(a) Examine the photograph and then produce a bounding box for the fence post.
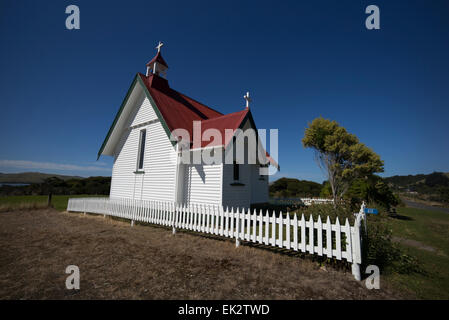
[351,202,366,281]
[351,218,361,281]
[47,193,52,208]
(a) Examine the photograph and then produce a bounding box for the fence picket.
[300,214,306,252]
[317,216,323,256]
[204,205,208,233]
[308,215,314,254]
[286,212,291,250]
[251,209,256,242]
[246,209,250,241]
[335,218,342,260]
[292,213,298,251]
[264,210,269,245]
[326,216,332,258]
[224,207,229,237]
[239,208,244,240]
[278,212,283,248]
[345,218,352,263]
[230,208,234,238]
[271,211,276,247]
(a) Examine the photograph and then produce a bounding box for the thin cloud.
[0,160,111,172]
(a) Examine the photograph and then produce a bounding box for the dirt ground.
[0,209,404,299]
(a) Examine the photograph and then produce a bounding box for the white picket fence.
[67,197,366,280]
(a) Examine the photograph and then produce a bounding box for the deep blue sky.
[1,0,448,183]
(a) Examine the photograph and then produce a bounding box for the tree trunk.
[330,178,338,208]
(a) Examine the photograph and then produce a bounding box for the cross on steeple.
[146,41,169,77]
[244,91,252,109]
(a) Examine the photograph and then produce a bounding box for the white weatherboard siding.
[141,120,177,201]
[222,163,251,209]
[110,129,137,199]
[130,96,158,127]
[182,163,223,206]
[110,93,177,201]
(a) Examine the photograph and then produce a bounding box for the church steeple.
[146,41,169,77]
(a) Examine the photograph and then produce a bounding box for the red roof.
[199,110,249,148]
[138,73,226,145]
[137,73,278,168]
[146,51,169,68]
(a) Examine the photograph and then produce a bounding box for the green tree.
[302,117,384,206]
[346,176,400,210]
[319,181,332,198]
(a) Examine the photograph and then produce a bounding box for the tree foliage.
[320,176,399,210]
[302,117,384,205]
[269,177,323,198]
[346,176,400,210]
[0,176,111,196]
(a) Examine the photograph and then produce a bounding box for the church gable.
[129,95,159,128]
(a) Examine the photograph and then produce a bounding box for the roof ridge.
[140,73,223,119]
[174,89,224,117]
[201,109,248,123]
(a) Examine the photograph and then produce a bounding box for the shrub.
[362,222,423,275]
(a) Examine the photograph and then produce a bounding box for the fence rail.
[67,197,365,280]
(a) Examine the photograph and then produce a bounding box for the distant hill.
[384,172,449,203]
[384,172,449,190]
[0,172,83,184]
[270,177,323,198]
[0,174,111,196]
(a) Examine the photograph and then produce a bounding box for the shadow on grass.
[389,214,413,221]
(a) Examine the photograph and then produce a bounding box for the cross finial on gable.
[244,91,252,109]
[156,41,164,53]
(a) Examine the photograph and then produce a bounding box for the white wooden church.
[98,43,278,209]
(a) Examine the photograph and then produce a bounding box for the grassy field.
[1,195,448,299]
[382,207,449,299]
[0,195,106,212]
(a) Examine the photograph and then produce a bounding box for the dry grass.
[0,209,405,299]
[0,202,49,213]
